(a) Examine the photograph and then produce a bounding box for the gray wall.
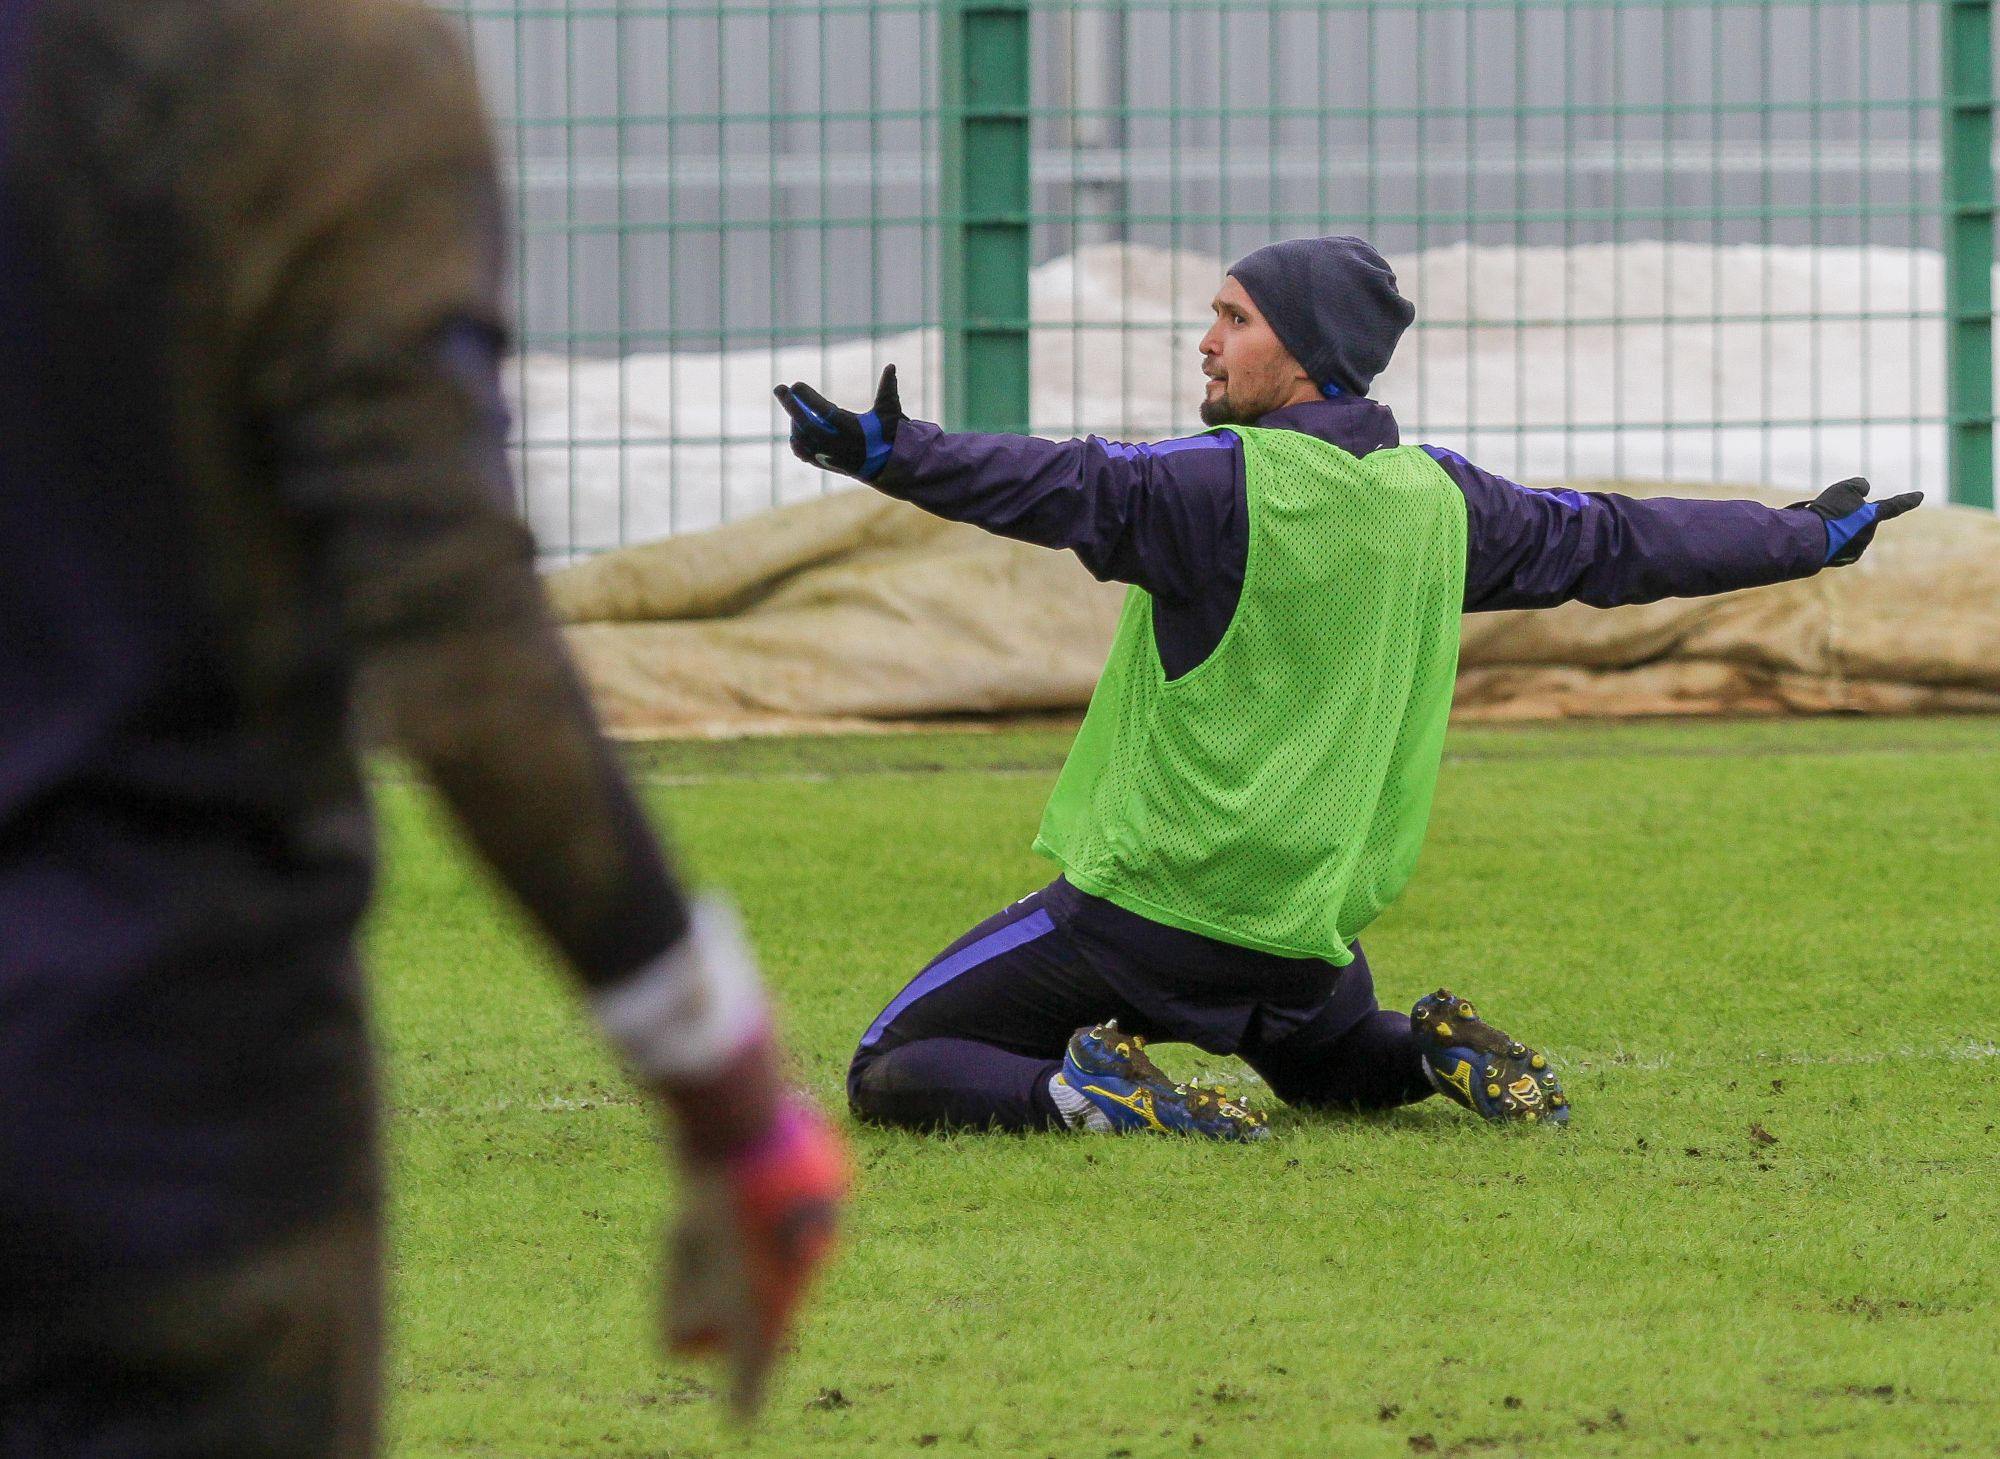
[440,1,1946,356]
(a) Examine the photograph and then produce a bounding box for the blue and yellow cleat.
[1410,988,1569,1126]
[1061,1021,1270,1142]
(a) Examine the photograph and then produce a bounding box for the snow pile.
[508,240,1990,560]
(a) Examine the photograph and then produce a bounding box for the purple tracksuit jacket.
[871,392,1829,678]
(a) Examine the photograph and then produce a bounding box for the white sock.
[1048,1072,1115,1133]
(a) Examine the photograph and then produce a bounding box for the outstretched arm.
[776,367,1241,604]
[241,10,842,1415]
[1429,448,1922,612]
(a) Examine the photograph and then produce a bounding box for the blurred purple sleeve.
[1426,446,1829,612]
[872,420,1243,605]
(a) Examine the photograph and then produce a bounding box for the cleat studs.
[1510,1043,1527,1057]
[1483,1065,1498,1079]
[1485,1083,1502,1098]
[1530,1053,1547,1069]
[1434,1021,1453,1038]
[1551,1094,1567,1108]
[1524,1110,1539,1123]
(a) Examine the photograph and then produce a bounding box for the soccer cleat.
[1061,1021,1270,1142]
[1409,988,1569,1126]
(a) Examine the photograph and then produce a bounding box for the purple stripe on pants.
[858,907,1057,1050]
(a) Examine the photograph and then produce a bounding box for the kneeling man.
[777,235,1917,1140]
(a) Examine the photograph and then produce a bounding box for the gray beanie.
[1227,235,1414,397]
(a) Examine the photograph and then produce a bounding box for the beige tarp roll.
[548,483,2000,737]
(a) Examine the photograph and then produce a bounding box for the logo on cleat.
[1082,1082,1167,1133]
[1508,1074,1543,1106]
[1436,1058,1475,1107]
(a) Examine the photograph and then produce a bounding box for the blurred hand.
[1792,476,1923,566]
[774,364,904,479]
[663,1089,849,1419]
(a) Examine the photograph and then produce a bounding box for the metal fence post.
[1944,0,1996,509]
[941,0,1032,433]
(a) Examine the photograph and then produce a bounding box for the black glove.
[1790,477,1923,567]
[773,365,904,479]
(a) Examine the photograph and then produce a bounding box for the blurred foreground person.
[779,235,1919,1142]
[0,1,844,1450]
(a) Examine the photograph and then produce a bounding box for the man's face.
[1197,276,1314,426]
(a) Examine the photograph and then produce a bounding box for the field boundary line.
[617,738,1999,788]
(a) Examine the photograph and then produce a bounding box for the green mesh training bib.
[1033,425,1469,963]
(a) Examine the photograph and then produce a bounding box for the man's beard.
[1199,389,1256,427]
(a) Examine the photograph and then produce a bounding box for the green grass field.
[371,717,2000,1459]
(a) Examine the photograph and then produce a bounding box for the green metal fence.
[443,1,1995,563]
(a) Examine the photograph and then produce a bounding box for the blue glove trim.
[1823,500,1879,562]
[791,396,835,433]
[858,410,891,478]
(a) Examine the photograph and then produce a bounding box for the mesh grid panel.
[435,1,1992,562]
